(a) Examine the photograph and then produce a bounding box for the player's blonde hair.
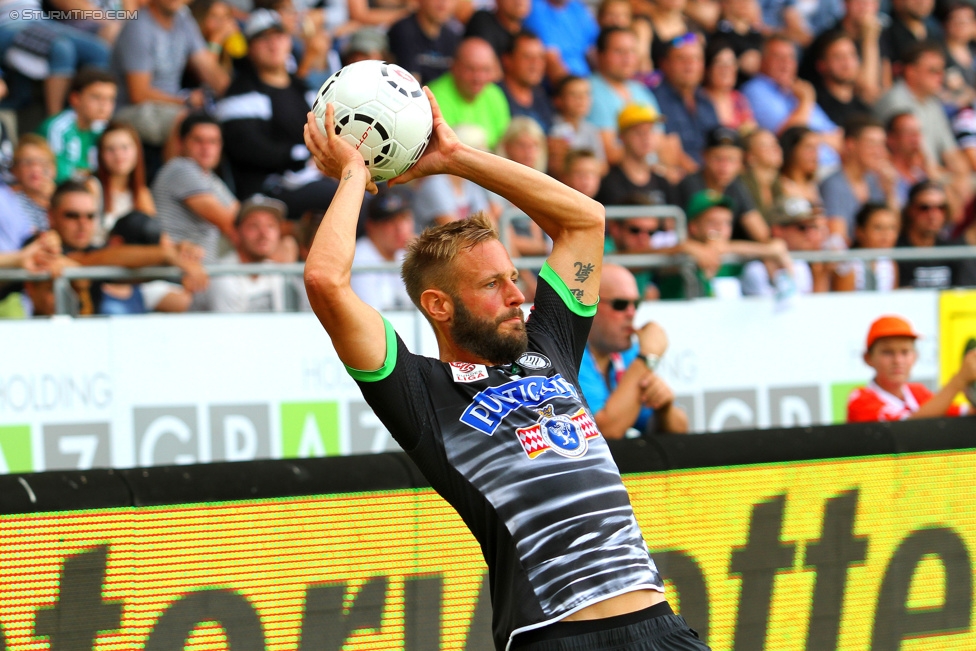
[401,212,498,316]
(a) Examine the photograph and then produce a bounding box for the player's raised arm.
[302,108,387,372]
[389,88,606,305]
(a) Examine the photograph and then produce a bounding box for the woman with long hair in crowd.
[778,126,822,206]
[95,123,156,238]
[94,123,202,313]
[703,39,755,131]
[741,127,784,225]
[849,202,900,290]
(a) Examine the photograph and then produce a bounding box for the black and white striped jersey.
[351,265,664,650]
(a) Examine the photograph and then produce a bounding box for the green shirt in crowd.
[428,73,511,149]
[37,110,103,183]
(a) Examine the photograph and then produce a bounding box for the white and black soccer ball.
[312,60,433,182]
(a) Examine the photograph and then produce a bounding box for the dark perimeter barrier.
[1,417,974,650]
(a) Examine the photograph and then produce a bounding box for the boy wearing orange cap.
[847,315,976,422]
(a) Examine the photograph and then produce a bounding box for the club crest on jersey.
[460,374,580,435]
[517,405,600,459]
[450,362,488,383]
[516,352,551,371]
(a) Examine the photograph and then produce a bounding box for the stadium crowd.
[0,0,972,432]
[0,0,975,319]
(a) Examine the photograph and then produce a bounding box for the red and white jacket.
[847,381,970,422]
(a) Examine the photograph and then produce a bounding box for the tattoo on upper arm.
[343,169,353,180]
[570,288,584,300]
[574,261,595,283]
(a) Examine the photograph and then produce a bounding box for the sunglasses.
[626,225,656,236]
[915,203,948,212]
[608,298,641,311]
[63,211,97,220]
[786,221,820,233]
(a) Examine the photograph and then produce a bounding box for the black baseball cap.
[705,126,742,150]
[368,187,413,221]
[109,211,161,245]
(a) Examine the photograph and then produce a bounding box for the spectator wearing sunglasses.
[896,181,962,288]
[604,193,726,301]
[43,180,208,316]
[577,263,689,438]
[603,210,665,301]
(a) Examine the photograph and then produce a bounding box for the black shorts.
[509,601,711,651]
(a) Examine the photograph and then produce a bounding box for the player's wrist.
[340,162,370,183]
[446,140,481,176]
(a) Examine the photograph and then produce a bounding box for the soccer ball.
[311,60,433,182]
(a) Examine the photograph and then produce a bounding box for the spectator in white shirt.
[207,195,288,313]
[350,186,415,311]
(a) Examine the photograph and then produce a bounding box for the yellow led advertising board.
[2,450,975,650]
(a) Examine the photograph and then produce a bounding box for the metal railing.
[498,205,689,251]
[499,205,698,294]
[1,215,973,314]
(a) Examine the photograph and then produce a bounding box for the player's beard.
[451,298,528,365]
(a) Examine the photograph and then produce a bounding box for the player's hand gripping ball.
[312,60,433,182]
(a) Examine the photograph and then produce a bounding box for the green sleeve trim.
[344,317,398,382]
[539,263,598,317]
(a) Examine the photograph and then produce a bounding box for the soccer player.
[302,91,710,651]
[847,315,976,422]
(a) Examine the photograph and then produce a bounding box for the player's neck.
[437,334,494,367]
